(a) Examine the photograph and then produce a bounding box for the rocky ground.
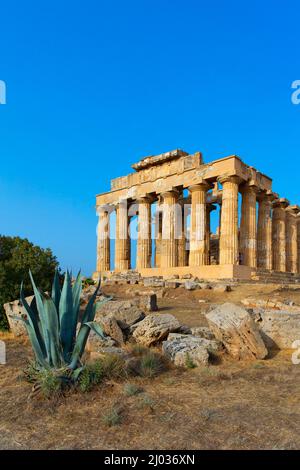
[1,280,300,450]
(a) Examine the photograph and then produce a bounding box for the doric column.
[115,200,130,271]
[240,184,258,267]
[272,198,289,272]
[177,195,187,267]
[188,182,211,266]
[160,190,179,268]
[154,199,162,268]
[297,214,300,274]
[136,197,152,270]
[257,191,274,270]
[96,208,110,272]
[218,175,241,265]
[206,204,216,264]
[286,205,300,273]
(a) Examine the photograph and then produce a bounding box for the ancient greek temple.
[94,149,300,281]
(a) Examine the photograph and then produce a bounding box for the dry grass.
[1,283,300,450]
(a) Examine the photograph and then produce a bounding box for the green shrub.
[139,351,164,378]
[78,360,104,392]
[185,353,196,369]
[130,344,149,356]
[123,383,142,396]
[137,394,155,410]
[101,353,127,379]
[0,236,59,330]
[102,406,123,426]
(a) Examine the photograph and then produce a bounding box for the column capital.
[217,175,243,186]
[240,182,259,195]
[257,189,277,203]
[273,197,290,209]
[188,182,212,193]
[136,195,155,204]
[161,189,179,197]
[286,205,300,216]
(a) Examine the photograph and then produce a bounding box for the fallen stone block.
[162,334,212,367]
[251,309,300,349]
[132,313,181,347]
[206,303,268,360]
[3,296,34,337]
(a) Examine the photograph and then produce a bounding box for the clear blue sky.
[1,0,300,275]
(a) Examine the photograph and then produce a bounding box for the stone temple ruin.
[94,149,300,282]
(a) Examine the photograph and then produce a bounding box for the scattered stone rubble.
[4,280,300,369]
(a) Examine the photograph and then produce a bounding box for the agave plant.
[13,270,110,378]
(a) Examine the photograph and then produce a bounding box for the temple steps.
[251,269,300,284]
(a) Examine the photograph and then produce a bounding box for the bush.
[0,236,59,330]
[102,406,123,427]
[78,360,105,392]
[139,351,165,378]
[123,383,143,396]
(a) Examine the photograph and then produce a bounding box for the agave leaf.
[72,271,82,321]
[72,366,84,382]
[20,282,46,357]
[29,270,51,361]
[43,296,63,368]
[51,269,61,314]
[84,321,105,339]
[59,271,76,362]
[69,323,90,370]
[80,280,103,325]
[10,315,49,369]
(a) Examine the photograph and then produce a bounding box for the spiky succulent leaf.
[59,271,75,362]
[20,282,46,356]
[29,270,51,361]
[10,315,49,368]
[72,271,82,321]
[51,269,61,313]
[42,295,63,368]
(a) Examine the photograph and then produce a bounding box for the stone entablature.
[94,148,299,280]
[97,152,272,206]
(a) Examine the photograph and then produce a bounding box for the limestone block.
[98,316,124,345]
[252,309,300,349]
[190,326,216,341]
[95,300,145,329]
[3,296,34,337]
[132,313,181,347]
[143,277,165,288]
[162,334,212,367]
[206,303,268,360]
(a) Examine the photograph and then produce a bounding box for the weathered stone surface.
[181,273,192,279]
[162,334,210,367]
[143,277,165,288]
[3,296,34,337]
[98,316,124,345]
[177,324,192,334]
[206,303,268,360]
[212,284,232,292]
[165,281,180,289]
[251,309,300,349]
[95,300,145,329]
[132,313,181,346]
[184,280,199,291]
[89,347,129,361]
[191,326,216,340]
[136,294,158,312]
[86,333,116,352]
